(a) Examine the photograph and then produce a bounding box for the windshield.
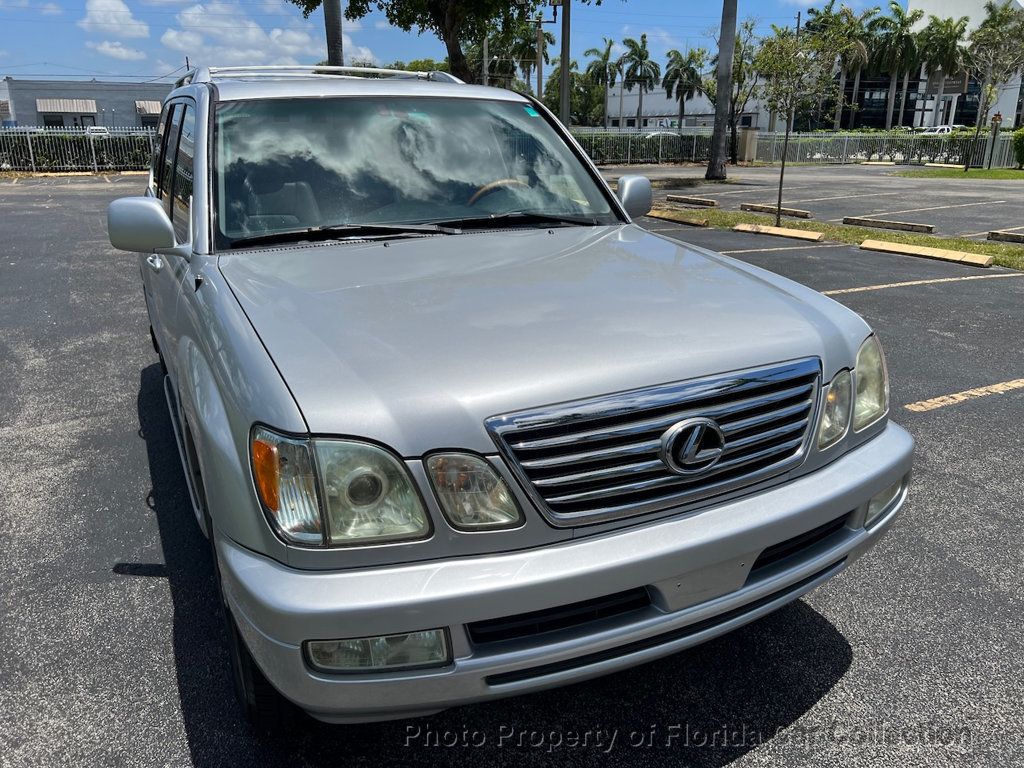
[213,96,619,249]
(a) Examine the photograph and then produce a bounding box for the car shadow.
[136,362,852,767]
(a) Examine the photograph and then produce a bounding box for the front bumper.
[219,422,913,723]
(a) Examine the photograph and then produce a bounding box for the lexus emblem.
[659,417,726,476]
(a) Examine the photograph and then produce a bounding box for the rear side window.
[171,106,196,242]
[158,106,184,213]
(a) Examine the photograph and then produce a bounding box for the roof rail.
[174,65,463,88]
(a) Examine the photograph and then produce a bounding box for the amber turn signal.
[251,438,280,511]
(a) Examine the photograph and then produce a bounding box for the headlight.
[250,428,430,546]
[854,335,889,431]
[315,440,431,546]
[817,369,852,449]
[425,453,523,530]
[250,427,323,544]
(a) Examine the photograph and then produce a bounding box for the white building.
[601,84,765,130]
[908,0,1024,128]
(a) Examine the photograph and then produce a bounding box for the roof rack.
[174,65,463,88]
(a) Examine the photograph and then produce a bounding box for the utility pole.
[558,0,571,125]
[536,18,543,96]
[482,34,488,86]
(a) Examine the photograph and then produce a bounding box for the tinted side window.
[171,106,196,242]
[153,104,176,197]
[159,105,184,214]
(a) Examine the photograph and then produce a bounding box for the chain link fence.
[0,127,156,172]
[571,128,1017,168]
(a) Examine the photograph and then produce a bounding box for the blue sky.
[0,0,873,81]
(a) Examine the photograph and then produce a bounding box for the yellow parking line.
[822,273,1024,296]
[905,378,1024,413]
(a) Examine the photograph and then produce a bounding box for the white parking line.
[823,273,1024,295]
[783,190,903,204]
[828,199,1005,222]
[960,224,1024,238]
[683,185,819,197]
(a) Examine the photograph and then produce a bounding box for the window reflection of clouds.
[215,98,610,241]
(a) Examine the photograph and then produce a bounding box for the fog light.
[306,629,450,673]
[866,479,903,525]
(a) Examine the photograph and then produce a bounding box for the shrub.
[1013,127,1024,169]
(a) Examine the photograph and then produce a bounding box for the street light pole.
[558,0,571,126]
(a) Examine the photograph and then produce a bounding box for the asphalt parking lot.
[1,174,1023,767]
[604,163,1024,239]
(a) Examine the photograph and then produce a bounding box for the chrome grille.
[486,358,821,526]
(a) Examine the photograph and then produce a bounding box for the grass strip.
[891,168,1024,180]
[676,208,1024,270]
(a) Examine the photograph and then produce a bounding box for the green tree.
[963,1,1024,170]
[707,0,737,179]
[756,22,845,225]
[508,15,555,94]
[385,58,450,72]
[584,37,619,128]
[919,14,969,127]
[711,19,761,163]
[662,47,706,130]
[542,57,604,125]
[871,1,924,129]
[807,3,878,130]
[620,34,661,128]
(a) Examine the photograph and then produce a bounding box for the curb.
[988,230,1024,244]
[732,223,824,241]
[665,194,718,207]
[859,239,992,267]
[647,209,709,227]
[843,216,934,234]
[740,203,812,219]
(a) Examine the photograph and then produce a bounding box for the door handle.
[146,254,163,271]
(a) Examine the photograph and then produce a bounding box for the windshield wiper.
[229,221,455,249]
[430,211,600,229]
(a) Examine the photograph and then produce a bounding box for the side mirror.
[107,196,176,253]
[616,175,652,219]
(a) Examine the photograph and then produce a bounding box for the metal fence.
[0,125,1015,172]
[572,129,716,165]
[570,128,1018,168]
[0,127,156,172]
[754,131,1016,167]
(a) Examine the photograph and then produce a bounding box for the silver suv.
[107,65,913,728]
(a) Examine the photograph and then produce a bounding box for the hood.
[219,225,870,456]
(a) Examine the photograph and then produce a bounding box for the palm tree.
[322,0,344,66]
[707,0,737,180]
[809,3,879,130]
[840,6,879,129]
[620,34,661,129]
[919,14,969,127]
[584,38,618,129]
[662,48,706,130]
[509,16,554,95]
[871,1,924,129]
[806,1,844,129]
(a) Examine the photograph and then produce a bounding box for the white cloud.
[0,0,29,8]
[40,2,61,13]
[374,19,389,30]
[161,2,374,66]
[78,0,149,38]
[87,39,147,60]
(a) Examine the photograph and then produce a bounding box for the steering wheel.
[467,178,529,206]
